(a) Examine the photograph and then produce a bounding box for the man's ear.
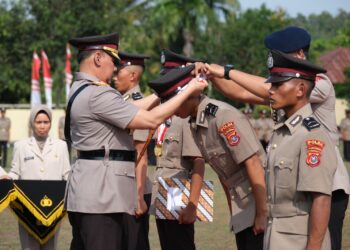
[296,81,306,98]
[93,51,102,67]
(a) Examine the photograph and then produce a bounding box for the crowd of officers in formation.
[1,25,350,250]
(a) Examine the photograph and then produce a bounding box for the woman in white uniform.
[3,105,70,250]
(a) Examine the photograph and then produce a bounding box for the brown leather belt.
[77,149,135,162]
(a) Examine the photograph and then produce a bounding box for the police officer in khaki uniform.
[263,50,336,250]
[340,109,350,161]
[2,105,71,250]
[149,50,205,250]
[114,51,152,250]
[0,108,11,167]
[149,65,267,250]
[65,33,207,250]
[203,26,350,250]
[150,115,204,250]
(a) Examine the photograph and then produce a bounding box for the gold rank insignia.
[40,195,53,207]
[219,122,240,146]
[154,144,163,157]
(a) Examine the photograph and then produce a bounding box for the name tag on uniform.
[24,156,34,162]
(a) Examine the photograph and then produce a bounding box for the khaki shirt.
[0,117,11,141]
[123,85,152,194]
[150,116,202,214]
[311,74,350,194]
[190,96,266,233]
[340,118,350,141]
[65,72,139,214]
[58,116,65,140]
[7,137,70,180]
[264,104,336,250]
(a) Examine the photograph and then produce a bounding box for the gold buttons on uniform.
[40,168,44,172]
[280,160,284,165]
[124,171,128,176]
[248,187,252,192]
[272,144,277,149]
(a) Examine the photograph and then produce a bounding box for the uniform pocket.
[206,147,229,175]
[163,133,181,158]
[114,163,135,178]
[231,178,253,208]
[274,158,293,189]
[275,215,309,235]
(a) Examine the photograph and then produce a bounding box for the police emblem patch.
[267,52,274,69]
[161,52,165,64]
[219,122,240,146]
[305,139,325,168]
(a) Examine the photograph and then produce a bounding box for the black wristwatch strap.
[224,64,234,80]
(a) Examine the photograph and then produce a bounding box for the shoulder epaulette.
[132,92,143,100]
[91,81,109,87]
[205,103,218,117]
[303,117,320,131]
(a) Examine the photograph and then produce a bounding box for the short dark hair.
[77,50,95,64]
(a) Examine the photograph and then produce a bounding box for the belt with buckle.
[77,149,136,162]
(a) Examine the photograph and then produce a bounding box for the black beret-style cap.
[149,64,195,100]
[119,51,150,67]
[266,50,326,84]
[264,26,311,53]
[69,32,120,60]
[160,49,203,75]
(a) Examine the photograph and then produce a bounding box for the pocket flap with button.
[231,178,253,209]
[164,133,180,143]
[275,215,309,235]
[275,158,294,188]
[114,163,135,178]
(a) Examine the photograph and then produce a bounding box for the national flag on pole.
[65,44,72,102]
[31,51,41,108]
[42,50,53,109]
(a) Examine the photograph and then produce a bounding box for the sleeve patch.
[305,139,325,168]
[219,122,240,146]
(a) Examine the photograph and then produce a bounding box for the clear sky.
[240,0,350,17]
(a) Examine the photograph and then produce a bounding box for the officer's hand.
[187,77,208,94]
[178,203,197,224]
[135,198,148,218]
[0,175,10,180]
[190,62,206,77]
[203,63,224,79]
[253,212,267,235]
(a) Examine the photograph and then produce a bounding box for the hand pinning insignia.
[219,122,240,146]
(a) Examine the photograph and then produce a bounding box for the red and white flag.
[65,44,73,101]
[31,51,41,108]
[42,50,53,109]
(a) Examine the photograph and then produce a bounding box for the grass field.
[0,145,349,250]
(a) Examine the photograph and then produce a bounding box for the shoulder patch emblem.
[219,122,240,146]
[305,139,325,168]
[132,92,143,100]
[303,117,320,131]
[205,103,218,117]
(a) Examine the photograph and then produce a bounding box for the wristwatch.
[224,64,234,80]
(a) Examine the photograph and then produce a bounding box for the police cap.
[119,51,150,67]
[69,32,120,60]
[160,49,203,75]
[264,26,311,53]
[266,50,326,83]
[149,65,195,101]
